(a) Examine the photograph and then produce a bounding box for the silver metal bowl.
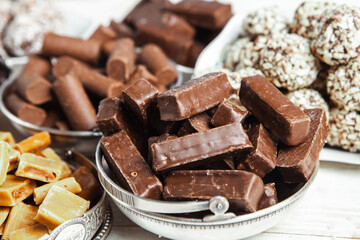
[39,150,111,240]
[95,142,319,240]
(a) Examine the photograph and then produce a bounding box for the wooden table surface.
[1,0,359,239]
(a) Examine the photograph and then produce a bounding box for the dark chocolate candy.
[165,0,232,30]
[140,44,178,86]
[149,107,183,135]
[240,75,310,146]
[158,72,233,121]
[258,183,278,210]
[5,93,46,126]
[101,131,163,200]
[204,156,236,170]
[72,166,101,203]
[152,122,252,172]
[237,122,277,178]
[177,112,211,137]
[16,73,53,105]
[53,74,97,131]
[211,98,249,127]
[276,108,329,183]
[106,38,136,82]
[148,133,178,166]
[163,170,264,212]
[122,78,159,124]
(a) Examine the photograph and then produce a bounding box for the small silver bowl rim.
[0,66,103,138]
[96,141,319,225]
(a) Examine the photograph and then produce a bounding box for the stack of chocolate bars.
[98,73,330,214]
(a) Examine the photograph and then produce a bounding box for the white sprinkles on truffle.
[327,108,360,152]
[290,1,337,40]
[242,7,288,37]
[311,5,360,66]
[327,59,360,111]
[286,89,329,120]
[259,33,320,91]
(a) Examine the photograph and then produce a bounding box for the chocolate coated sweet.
[276,108,329,183]
[163,170,264,212]
[110,21,134,38]
[122,78,159,125]
[41,33,101,65]
[106,38,136,82]
[22,55,50,77]
[52,74,97,131]
[101,131,163,200]
[89,25,117,44]
[149,108,183,135]
[177,112,211,136]
[240,75,310,146]
[158,72,233,121]
[165,0,232,30]
[238,122,277,178]
[5,93,46,126]
[140,44,178,86]
[152,122,252,172]
[148,133,178,166]
[129,65,158,87]
[258,183,278,210]
[16,73,53,105]
[211,98,249,127]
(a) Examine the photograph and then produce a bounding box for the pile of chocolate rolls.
[4,28,178,131]
[99,72,330,214]
[110,0,232,67]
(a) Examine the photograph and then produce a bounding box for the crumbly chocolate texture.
[327,59,360,111]
[290,1,337,40]
[286,89,329,120]
[259,33,320,91]
[327,108,360,152]
[242,7,288,37]
[224,36,268,71]
[311,5,360,65]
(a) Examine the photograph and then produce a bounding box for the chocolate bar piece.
[276,108,329,183]
[163,170,264,212]
[89,25,117,44]
[5,93,46,126]
[122,78,159,125]
[177,112,211,137]
[165,0,232,30]
[211,98,249,127]
[158,72,233,121]
[129,65,158,86]
[140,44,178,86]
[238,122,277,178]
[149,107,183,135]
[106,38,136,82]
[53,74,97,131]
[101,131,163,200]
[16,73,53,105]
[22,55,50,77]
[258,183,278,210]
[53,56,125,98]
[152,122,252,172]
[204,156,236,170]
[72,166,101,202]
[148,133,178,165]
[110,21,134,38]
[41,33,101,64]
[240,75,310,146]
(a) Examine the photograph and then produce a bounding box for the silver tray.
[95,142,319,240]
[39,151,111,240]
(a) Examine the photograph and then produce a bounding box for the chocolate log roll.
[165,0,232,30]
[163,170,264,212]
[158,72,233,121]
[152,122,252,172]
[53,56,126,98]
[106,38,136,82]
[101,131,163,200]
[5,93,46,126]
[240,75,310,146]
[89,25,117,44]
[52,74,96,131]
[122,78,159,125]
[102,40,116,56]
[140,44,178,86]
[16,73,53,105]
[276,108,329,183]
[22,55,50,77]
[210,99,249,127]
[177,112,211,137]
[41,33,101,65]
[238,122,277,178]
